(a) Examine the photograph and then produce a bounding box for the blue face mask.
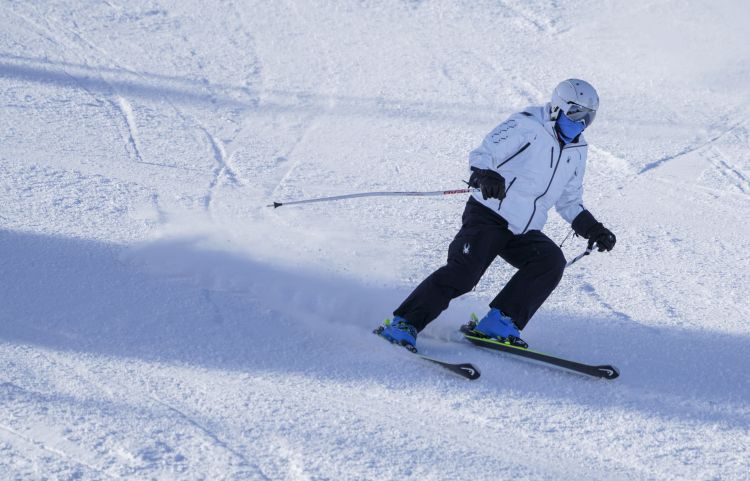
[555,112,586,144]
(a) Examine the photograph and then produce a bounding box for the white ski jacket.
[469,103,588,235]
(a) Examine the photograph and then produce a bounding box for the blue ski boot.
[474,308,528,348]
[375,316,418,352]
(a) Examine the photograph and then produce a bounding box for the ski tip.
[596,365,620,380]
[267,202,283,208]
[457,363,481,380]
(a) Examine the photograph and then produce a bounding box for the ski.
[460,319,619,380]
[413,353,481,380]
[373,326,481,380]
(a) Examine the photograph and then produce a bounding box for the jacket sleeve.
[469,117,529,171]
[555,155,587,224]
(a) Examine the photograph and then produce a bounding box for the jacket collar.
[523,103,587,147]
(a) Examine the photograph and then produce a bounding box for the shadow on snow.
[0,53,505,124]
[0,228,747,429]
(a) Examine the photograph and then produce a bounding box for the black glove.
[586,224,616,252]
[469,168,506,200]
[572,210,616,252]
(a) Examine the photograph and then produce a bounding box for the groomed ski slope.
[1,1,749,479]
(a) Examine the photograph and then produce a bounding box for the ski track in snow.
[0,3,191,231]
[703,144,750,194]
[114,96,146,164]
[638,119,748,175]
[2,1,750,480]
[16,1,251,218]
[0,423,112,479]
[202,127,240,212]
[497,0,566,35]
[143,391,272,481]
[266,0,340,200]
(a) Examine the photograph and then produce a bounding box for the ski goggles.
[564,102,596,126]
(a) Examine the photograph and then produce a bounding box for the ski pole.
[267,187,479,208]
[565,245,596,268]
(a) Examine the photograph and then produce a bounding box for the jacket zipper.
[497,142,531,168]
[523,145,567,233]
[498,177,517,210]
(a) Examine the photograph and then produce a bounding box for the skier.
[378,79,616,350]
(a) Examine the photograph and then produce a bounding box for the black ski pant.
[393,198,567,332]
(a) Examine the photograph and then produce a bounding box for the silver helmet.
[550,79,599,127]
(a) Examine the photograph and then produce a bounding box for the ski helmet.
[550,79,599,127]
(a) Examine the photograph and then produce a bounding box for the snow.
[1,1,749,479]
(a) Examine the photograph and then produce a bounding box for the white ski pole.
[565,245,597,268]
[267,187,479,208]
